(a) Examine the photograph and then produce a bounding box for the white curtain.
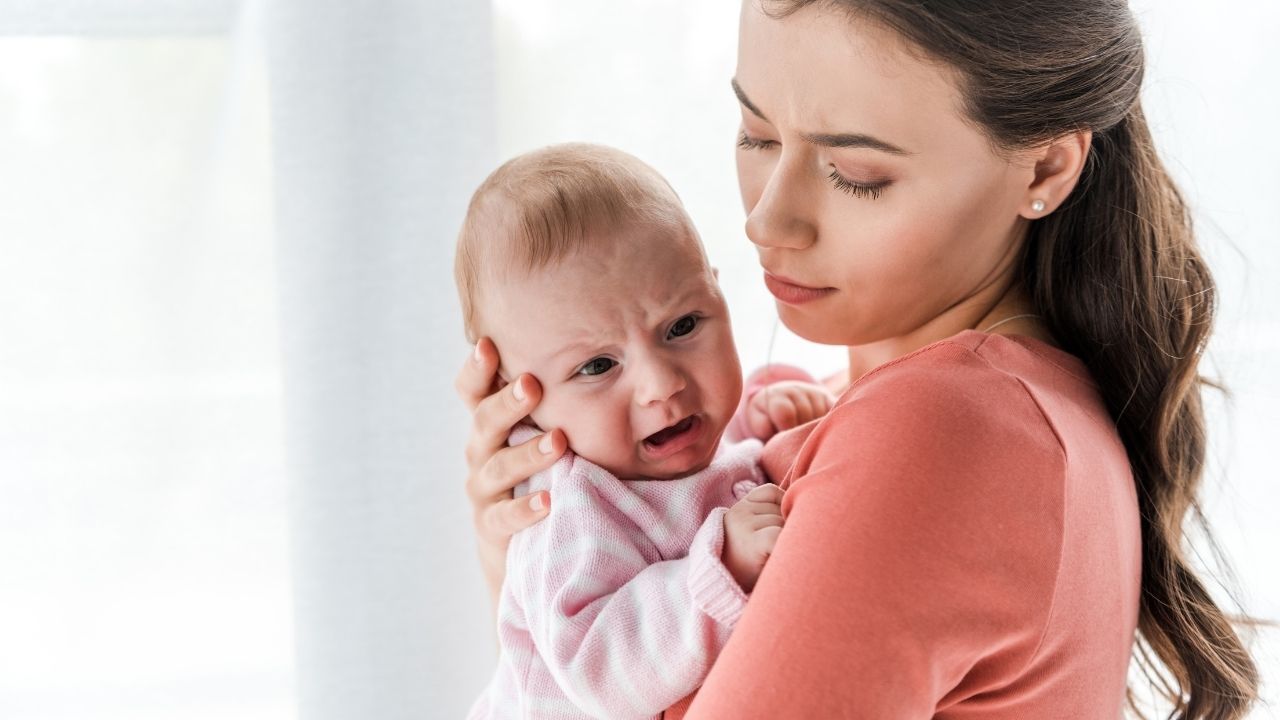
[261,0,495,717]
[1,0,496,717]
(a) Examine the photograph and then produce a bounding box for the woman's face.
[734,2,1037,347]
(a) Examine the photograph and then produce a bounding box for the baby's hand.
[744,380,836,441]
[721,483,784,593]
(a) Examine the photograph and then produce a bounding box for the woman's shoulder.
[776,331,1079,567]
[830,329,1100,448]
[850,329,1092,396]
[787,330,1095,490]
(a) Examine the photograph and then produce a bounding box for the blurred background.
[0,0,1275,718]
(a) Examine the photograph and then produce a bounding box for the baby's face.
[486,224,743,480]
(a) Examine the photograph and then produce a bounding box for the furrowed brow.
[732,78,914,156]
[800,131,912,155]
[731,78,768,122]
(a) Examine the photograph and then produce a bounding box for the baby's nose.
[634,360,687,406]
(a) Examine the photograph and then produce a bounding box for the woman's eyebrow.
[731,78,769,121]
[731,77,914,156]
[801,131,912,155]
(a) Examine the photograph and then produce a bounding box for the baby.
[456,143,833,719]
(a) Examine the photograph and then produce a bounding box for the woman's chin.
[775,304,858,346]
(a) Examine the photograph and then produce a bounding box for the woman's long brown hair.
[766,1,1259,716]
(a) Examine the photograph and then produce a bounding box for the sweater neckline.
[963,329,1096,387]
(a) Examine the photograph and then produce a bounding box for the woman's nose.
[745,154,818,251]
[634,359,687,407]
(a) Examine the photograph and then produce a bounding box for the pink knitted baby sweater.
[467,426,765,720]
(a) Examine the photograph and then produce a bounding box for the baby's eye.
[577,357,617,377]
[668,314,699,339]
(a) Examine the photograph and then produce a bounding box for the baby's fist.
[722,483,784,592]
[745,381,836,441]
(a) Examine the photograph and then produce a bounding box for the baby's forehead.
[495,218,708,281]
[496,254,714,312]
[486,248,717,349]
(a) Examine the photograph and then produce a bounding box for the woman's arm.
[455,337,565,613]
[682,354,1067,717]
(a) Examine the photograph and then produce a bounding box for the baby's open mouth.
[644,415,697,447]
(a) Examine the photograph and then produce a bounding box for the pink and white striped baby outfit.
[466,425,764,720]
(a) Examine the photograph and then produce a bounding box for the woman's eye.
[577,357,617,377]
[827,167,888,200]
[668,315,699,339]
[737,131,777,151]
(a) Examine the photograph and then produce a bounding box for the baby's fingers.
[746,511,784,531]
[744,482,784,504]
[813,387,836,414]
[745,396,776,440]
[756,525,783,555]
[799,389,825,421]
[766,394,799,430]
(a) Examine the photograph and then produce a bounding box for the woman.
[456,1,1259,717]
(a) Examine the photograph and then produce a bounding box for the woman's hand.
[455,337,566,610]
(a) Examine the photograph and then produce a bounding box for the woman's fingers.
[467,428,565,504]
[479,492,552,538]
[464,372,543,470]
[455,337,501,411]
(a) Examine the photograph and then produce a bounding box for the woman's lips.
[763,272,836,305]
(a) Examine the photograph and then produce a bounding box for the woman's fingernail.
[530,492,548,512]
[513,378,527,402]
[538,432,555,454]
[473,342,483,364]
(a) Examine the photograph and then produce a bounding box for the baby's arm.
[511,463,751,719]
[726,364,836,443]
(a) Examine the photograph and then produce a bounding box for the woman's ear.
[1021,129,1092,219]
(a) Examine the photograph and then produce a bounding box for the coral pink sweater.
[667,330,1142,718]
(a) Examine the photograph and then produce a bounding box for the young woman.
[455,1,1259,716]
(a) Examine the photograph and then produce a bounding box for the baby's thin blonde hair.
[455,143,697,343]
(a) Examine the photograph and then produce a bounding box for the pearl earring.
[1031,199,1046,213]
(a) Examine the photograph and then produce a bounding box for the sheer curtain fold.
[261,1,495,717]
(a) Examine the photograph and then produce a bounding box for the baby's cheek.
[530,394,612,454]
[526,393,566,434]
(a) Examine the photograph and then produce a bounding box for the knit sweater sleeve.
[680,344,1067,718]
[511,457,750,720]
